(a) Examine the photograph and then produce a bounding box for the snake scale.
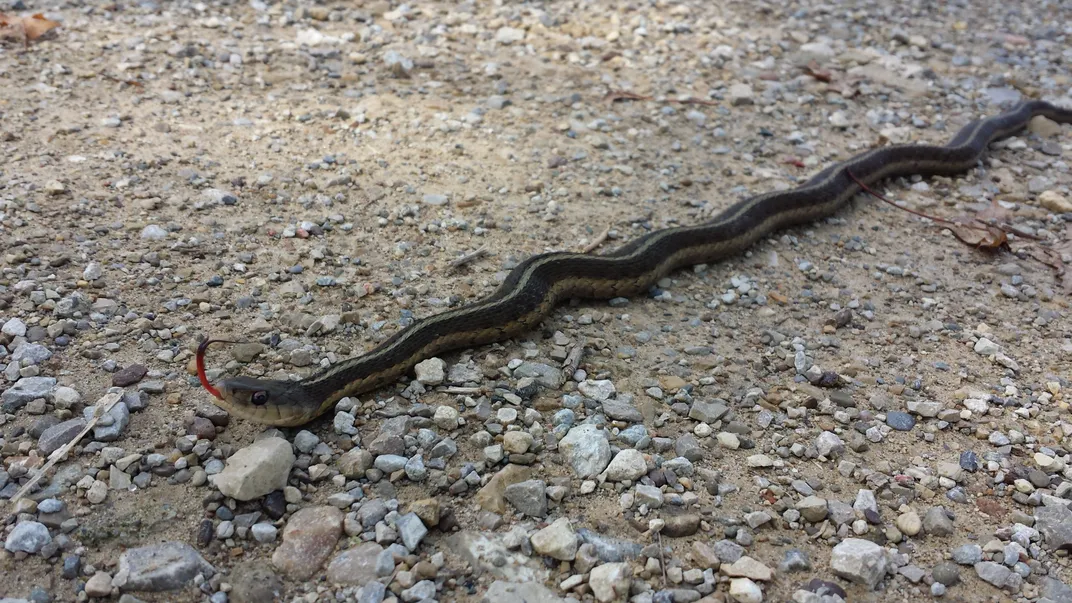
[197,99,1072,426]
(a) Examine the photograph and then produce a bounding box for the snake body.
[203,100,1072,426]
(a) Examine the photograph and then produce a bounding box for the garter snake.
[198,99,1072,426]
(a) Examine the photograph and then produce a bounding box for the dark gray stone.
[575,528,643,562]
[116,541,214,591]
[1035,505,1072,551]
[504,480,548,518]
[601,399,643,423]
[885,411,915,431]
[688,400,728,423]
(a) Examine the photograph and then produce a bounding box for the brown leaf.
[0,12,61,45]
[802,61,832,83]
[24,13,61,40]
[947,223,1007,250]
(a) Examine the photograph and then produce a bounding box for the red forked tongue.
[196,339,224,399]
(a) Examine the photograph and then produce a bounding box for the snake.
[197,99,1072,426]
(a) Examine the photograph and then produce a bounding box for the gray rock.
[84,401,130,441]
[4,521,51,554]
[830,538,888,589]
[1040,577,1072,603]
[374,454,408,473]
[602,399,643,423]
[951,544,983,565]
[395,512,427,551]
[38,419,88,455]
[712,540,744,563]
[512,362,563,388]
[530,518,578,561]
[11,343,52,365]
[974,561,1012,589]
[357,499,388,528]
[115,542,214,591]
[326,542,394,586]
[401,580,435,601]
[635,485,664,509]
[780,549,811,572]
[505,480,548,517]
[603,449,647,482]
[688,400,728,423]
[224,560,282,603]
[1,377,57,412]
[575,528,643,562]
[559,424,611,478]
[931,561,961,586]
[923,507,955,536]
[815,431,844,457]
[358,582,387,603]
[885,411,915,431]
[1035,505,1072,551]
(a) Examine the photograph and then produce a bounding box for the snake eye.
[250,391,270,406]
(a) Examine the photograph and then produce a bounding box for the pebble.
[212,438,295,501]
[830,539,888,589]
[115,542,214,591]
[271,506,344,580]
[5,521,51,554]
[559,424,611,478]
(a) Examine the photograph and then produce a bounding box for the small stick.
[8,391,124,504]
[845,169,961,226]
[448,246,487,270]
[441,386,484,395]
[604,90,720,106]
[581,227,611,253]
[562,344,585,380]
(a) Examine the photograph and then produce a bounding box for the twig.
[846,169,1038,241]
[441,386,484,395]
[8,391,124,504]
[562,344,585,380]
[448,246,487,270]
[604,90,720,106]
[581,227,611,253]
[845,169,961,227]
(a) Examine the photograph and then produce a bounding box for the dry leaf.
[0,12,61,45]
[802,61,832,83]
[948,223,1008,250]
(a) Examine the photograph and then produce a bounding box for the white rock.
[589,562,632,602]
[414,358,445,385]
[729,577,764,603]
[559,424,611,478]
[2,318,27,337]
[830,538,889,589]
[602,449,647,482]
[212,438,295,501]
[433,405,459,430]
[728,83,754,106]
[495,27,525,44]
[530,518,578,561]
[974,337,1000,355]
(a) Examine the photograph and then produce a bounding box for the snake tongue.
[196,339,223,399]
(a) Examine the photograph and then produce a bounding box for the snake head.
[212,376,320,427]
